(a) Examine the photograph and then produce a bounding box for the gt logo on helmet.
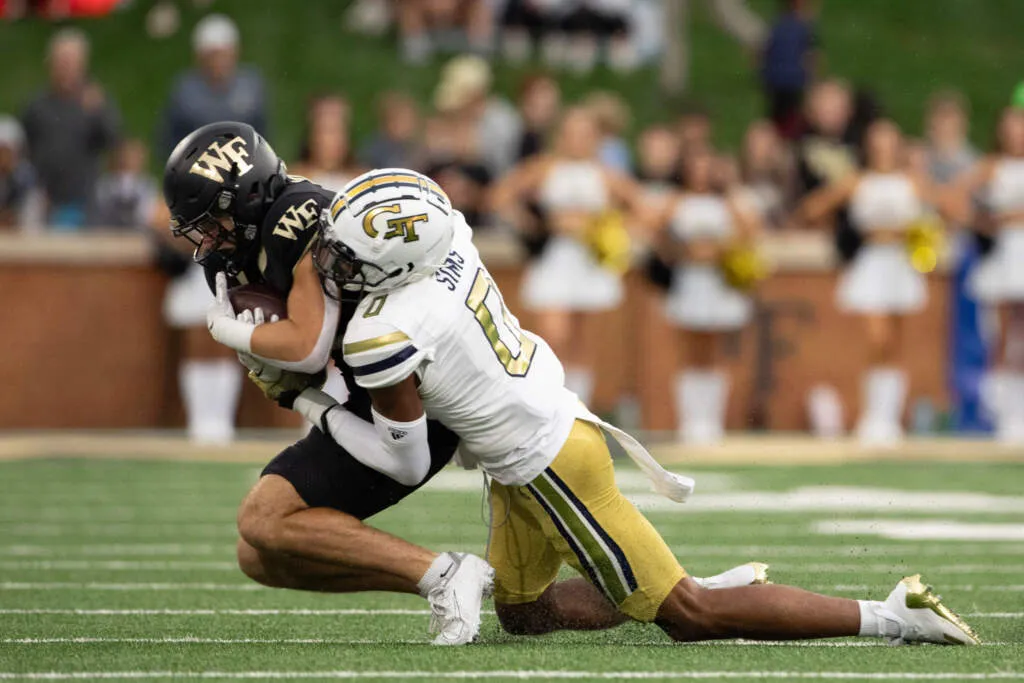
[362,203,425,243]
[189,136,253,184]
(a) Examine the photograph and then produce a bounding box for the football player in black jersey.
[164,122,492,645]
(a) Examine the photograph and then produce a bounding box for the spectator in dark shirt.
[795,79,857,198]
[87,138,158,230]
[293,94,364,190]
[160,14,268,155]
[20,28,121,229]
[760,0,819,140]
[427,160,492,227]
[358,91,423,170]
[636,124,681,194]
[0,115,43,232]
[794,78,861,260]
[515,73,561,161]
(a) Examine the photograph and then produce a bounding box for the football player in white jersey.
[311,168,980,646]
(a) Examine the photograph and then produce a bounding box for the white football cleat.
[693,562,771,589]
[882,574,980,645]
[427,552,494,646]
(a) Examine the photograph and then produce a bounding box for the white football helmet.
[314,168,454,294]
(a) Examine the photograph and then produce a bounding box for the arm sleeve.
[292,388,431,486]
[343,320,427,389]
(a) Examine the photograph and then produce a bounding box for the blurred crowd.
[4,2,1024,447]
[348,0,666,71]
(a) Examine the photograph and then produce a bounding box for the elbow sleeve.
[294,389,432,487]
[370,408,431,487]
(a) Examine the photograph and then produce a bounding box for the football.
[228,283,288,321]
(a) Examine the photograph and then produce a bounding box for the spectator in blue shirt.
[160,14,269,156]
[759,0,819,140]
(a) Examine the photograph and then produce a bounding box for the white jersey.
[342,213,581,486]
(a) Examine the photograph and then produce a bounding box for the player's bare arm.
[207,254,338,372]
[248,252,334,364]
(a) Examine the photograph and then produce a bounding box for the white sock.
[877,367,907,430]
[565,368,594,406]
[857,599,902,638]
[693,564,756,590]
[180,359,239,444]
[674,372,695,435]
[417,553,457,597]
[704,370,729,440]
[986,370,1024,442]
[858,367,905,442]
[676,370,724,443]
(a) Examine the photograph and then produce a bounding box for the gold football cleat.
[748,562,771,585]
[887,574,981,646]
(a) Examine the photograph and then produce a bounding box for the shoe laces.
[427,555,466,638]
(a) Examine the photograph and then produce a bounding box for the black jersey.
[201,178,459,514]
[204,177,332,296]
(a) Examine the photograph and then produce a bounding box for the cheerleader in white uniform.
[153,202,242,445]
[801,120,949,445]
[957,107,1024,441]
[655,146,761,443]
[492,107,648,405]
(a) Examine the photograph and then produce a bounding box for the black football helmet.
[163,121,287,274]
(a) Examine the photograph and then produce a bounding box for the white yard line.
[817,584,1024,593]
[1,524,237,537]
[0,561,238,571]
[1,560,1019,574]
[0,671,1021,680]
[4,581,1023,593]
[671,544,1024,557]
[0,609,438,616]
[0,582,263,591]
[0,544,227,557]
[0,608,1015,618]
[0,637,1010,647]
[815,520,1024,541]
[5,543,1024,558]
[760,563,1023,574]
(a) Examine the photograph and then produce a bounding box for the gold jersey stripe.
[343,332,411,355]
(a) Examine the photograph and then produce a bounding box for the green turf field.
[0,454,1022,681]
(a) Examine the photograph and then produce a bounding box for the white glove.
[236,307,281,380]
[206,272,255,353]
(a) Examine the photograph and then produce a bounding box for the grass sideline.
[0,454,1021,681]
[2,0,1024,166]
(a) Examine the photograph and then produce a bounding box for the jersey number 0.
[465,268,536,376]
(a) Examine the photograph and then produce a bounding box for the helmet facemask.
[170,190,257,276]
[312,230,410,300]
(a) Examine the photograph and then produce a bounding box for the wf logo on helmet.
[189,136,254,183]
